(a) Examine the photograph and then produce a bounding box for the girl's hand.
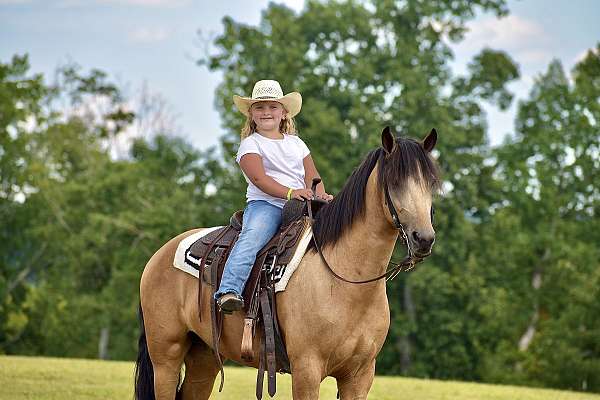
[291,188,314,201]
[317,192,334,202]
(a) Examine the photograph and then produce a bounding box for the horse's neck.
[325,168,399,282]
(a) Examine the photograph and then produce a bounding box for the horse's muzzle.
[411,230,435,257]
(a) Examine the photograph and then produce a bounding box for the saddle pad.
[172,226,313,293]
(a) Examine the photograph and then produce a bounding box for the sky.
[1,0,599,152]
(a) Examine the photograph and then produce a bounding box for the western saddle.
[186,180,327,399]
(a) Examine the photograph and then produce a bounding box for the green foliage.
[484,46,600,391]
[0,55,232,360]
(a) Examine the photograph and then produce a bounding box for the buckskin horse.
[134,127,441,399]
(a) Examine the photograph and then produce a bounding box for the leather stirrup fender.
[209,231,228,393]
[198,226,230,321]
[260,289,277,397]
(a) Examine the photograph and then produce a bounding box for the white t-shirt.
[236,132,310,208]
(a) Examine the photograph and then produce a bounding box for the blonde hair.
[240,114,297,140]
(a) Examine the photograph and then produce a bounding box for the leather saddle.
[186,197,326,399]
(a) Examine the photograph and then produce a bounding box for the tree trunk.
[399,279,416,373]
[518,247,548,351]
[98,326,110,359]
[7,244,47,294]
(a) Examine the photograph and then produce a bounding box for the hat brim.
[233,92,302,118]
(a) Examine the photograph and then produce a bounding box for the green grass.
[1,355,598,400]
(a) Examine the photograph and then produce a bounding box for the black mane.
[310,136,440,249]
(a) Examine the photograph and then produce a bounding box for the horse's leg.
[335,359,376,400]
[149,335,190,400]
[290,357,323,400]
[144,310,191,400]
[180,340,219,400]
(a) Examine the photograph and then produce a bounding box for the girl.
[215,79,333,313]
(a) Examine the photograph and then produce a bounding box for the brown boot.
[217,293,244,314]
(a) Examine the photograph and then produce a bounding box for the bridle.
[307,155,427,285]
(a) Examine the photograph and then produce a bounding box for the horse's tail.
[134,303,154,400]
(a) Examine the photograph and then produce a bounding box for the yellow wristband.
[286,188,293,200]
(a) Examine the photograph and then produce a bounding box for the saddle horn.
[311,177,321,193]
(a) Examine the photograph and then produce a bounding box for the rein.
[307,160,425,285]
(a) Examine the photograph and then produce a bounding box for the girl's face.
[250,101,287,133]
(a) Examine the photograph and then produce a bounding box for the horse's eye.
[430,206,435,224]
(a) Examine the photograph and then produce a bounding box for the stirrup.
[217,293,244,314]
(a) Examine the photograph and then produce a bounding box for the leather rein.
[307,160,425,285]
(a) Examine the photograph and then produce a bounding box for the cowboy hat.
[233,80,302,118]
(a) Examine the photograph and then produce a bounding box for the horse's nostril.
[412,231,420,242]
[412,231,434,249]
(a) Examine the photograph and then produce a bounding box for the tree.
[0,56,229,359]
[1,55,49,351]
[482,45,600,391]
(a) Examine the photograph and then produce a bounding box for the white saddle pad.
[173,226,312,292]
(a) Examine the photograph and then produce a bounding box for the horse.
[134,126,441,399]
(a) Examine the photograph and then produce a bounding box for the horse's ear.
[381,126,396,155]
[422,128,437,153]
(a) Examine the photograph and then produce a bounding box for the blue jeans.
[215,200,282,298]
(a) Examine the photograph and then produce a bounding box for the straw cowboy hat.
[233,80,302,118]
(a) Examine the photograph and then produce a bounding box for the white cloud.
[128,27,170,43]
[449,15,557,146]
[465,15,545,49]
[280,0,304,12]
[456,15,553,69]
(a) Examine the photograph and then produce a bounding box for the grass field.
[1,355,598,400]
